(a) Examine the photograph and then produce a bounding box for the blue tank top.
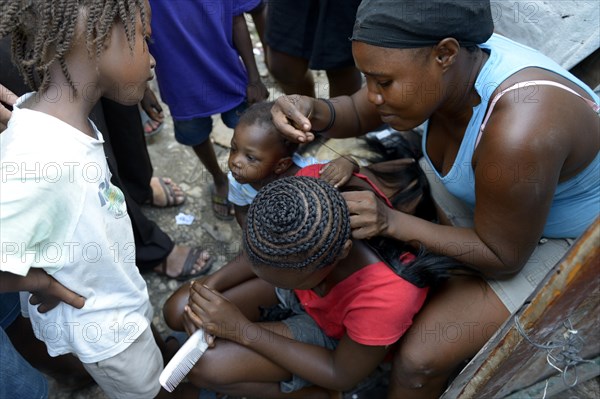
[422,34,599,238]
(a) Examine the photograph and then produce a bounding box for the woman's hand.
[342,191,394,240]
[27,269,85,313]
[320,157,359,188]
[184,282,252,344]
[271,95,317,143]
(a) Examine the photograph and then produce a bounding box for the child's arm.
[163,251,257,332]
[232,14,268,104]
[319,156,360,188]
[187,284,389,391]
[0,270,85,312]
[234,204,249,230]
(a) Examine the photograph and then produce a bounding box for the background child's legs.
[324,65,363,98]
[173,117,230,218]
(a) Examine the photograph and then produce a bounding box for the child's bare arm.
[0,270,85,312]
[234,204,249,230]
[232,14,268,104]
[187,284,389,391]
[319,156,359,188]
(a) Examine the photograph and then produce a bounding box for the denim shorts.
[419,158,573,314]
[0,292,20,329]
[173,101,248,146]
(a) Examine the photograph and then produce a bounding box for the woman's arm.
[188,284,389,391]
[271,87,382,143]
[343,84,595,277]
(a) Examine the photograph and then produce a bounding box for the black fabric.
[266,0,361,70]
[351,0,494,49]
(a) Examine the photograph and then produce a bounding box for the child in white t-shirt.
[0,1,166,397]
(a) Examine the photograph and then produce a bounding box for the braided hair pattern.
[0,0,147,93]
[244,176,351,271]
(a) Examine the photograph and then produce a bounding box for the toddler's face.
[96,0,155,105]
[228,124,286,185]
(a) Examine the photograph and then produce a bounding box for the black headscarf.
[351,0,494,48]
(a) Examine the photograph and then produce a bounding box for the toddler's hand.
[319,157,359,188]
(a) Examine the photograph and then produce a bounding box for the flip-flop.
[210,184,235,221]
[151,177,186,207]
[140,108,164,137]
[156,247,213,281]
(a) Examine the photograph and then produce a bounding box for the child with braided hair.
[0,1,170,397]
[166,176,462,398]
[228,101,359,227]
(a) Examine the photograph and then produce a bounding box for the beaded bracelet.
[312,98,336,134]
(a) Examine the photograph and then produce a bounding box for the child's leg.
[82,326,163,399]
[324,65,363,98]
[267,48,315,97]
[188,322,333,399]
[172,117,230,218]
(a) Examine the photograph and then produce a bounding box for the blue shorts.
[0,292,20,329]
[173,101,248,146]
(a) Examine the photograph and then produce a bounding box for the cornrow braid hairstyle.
[238,101,299,156]
[244,176,350,271]
[0,0,147,94]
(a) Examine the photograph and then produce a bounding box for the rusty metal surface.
[442,218,600,399]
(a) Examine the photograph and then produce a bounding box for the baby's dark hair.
[0,0,147,93]
[244,176,350,271]
[238,101,299,157]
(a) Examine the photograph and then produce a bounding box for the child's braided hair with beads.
[0,0,147,94]
[244,176,350,271]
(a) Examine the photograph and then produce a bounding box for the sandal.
[140,108,164,138]
[156,247,213,281]
[150,177,186,208]
[210,184,235,221]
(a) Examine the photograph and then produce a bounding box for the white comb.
[159,329,208,392]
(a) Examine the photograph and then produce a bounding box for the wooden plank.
[442,218,600,398]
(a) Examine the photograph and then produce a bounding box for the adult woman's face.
[352,41,444,131]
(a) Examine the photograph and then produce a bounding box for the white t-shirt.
[227,153,322,206]
[0,94,151,363]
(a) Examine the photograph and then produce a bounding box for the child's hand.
[319,157,359,188]
[28,269,86,313]
[185,282,252,344]
[246,79,269,104]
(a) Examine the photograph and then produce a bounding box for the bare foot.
[154,245,211,280]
